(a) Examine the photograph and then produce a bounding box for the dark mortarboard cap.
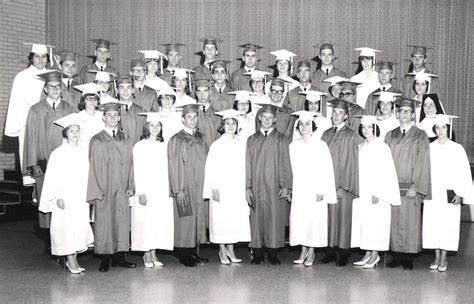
[90,38,116,49]
[408,45,432,56]
[176,104,199,117]
[340,81,360,93]
[161,43,185,54]
[296,60,312,71]
[211,60,230,71]
[37,70,62,83]
[117,75,133,85]
[375,61,396,71]
[257,104,278,115]
[198,37,223,47]
[55,50,78,63]
[238,43,264,53]
[394,97,420,111]
[194,79,213,88]
[270,78,291,88]
[315,42,335,53]
[130,58,146,69]
[97,102,122,113]
[328,98,349,112]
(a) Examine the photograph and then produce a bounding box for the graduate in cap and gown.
[247,70,272,111]
[172,68,197,107]
[411,72,438,124]
[417,94,447,142]
[320,98,361,266]
[139,50,169,91]
[129,58,159,112]
[384,97,431,270]
[231,90,257,141]
[286,60,321,112]
[422,114,473,272]
[289,111,337,267]
[91,70,119,104]
[132,112,174,268]
[160,43,185,86]
[230,43,263,91]
[364,61,403,116]
[246,103,292,265]
[373,91,401,139]
[24,70,75,231]
[167,102,209,267]
[80,39,117,85]
[350,116,401,269]
[86,102,136,272]
[333,80,366,134]
[203,109,251,264]
[153,86,183,143]
[193,37,222,81]
[194,79,222,148]
[209,60,234,111]
[350,47,381,109]
[311,42,347,93]
[116,75,146,146]
[54,50,81,110]
[5,43,54,181]
[39,113,94,274]
[266,49,300,97]
[399,45,438,98]
[321,75,349,118]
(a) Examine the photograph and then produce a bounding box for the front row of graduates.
[38,90,472,273]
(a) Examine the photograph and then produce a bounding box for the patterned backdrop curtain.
[46,0,474,160]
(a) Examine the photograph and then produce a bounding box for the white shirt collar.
[380,83,392,90]
[183,126,195,135]
[94,62,107,70]
[46,97,60,108]
[322,65,333,73]
[245,66,256,73]
[400,124,412,133]
[104,127,118,137]
[260,128,273,135]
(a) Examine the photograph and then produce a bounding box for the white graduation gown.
[203,135,251,244]
[158,111,184,144]
[351,71,380,109]
[377,115,399,140]
[237,113,256,142]
[351,139,401,251]
[77,110,104,151]
[173,94,196,108]
[292,116,332,142]
[145,75,169,91]
[289,138,337,247]
[418,116,436,138]
[5,65,46,170]
[131,139,174,251]
[39,143,93,256]
[423,140,473,251]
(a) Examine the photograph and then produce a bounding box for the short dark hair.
[141,121,164,142]
[217,118,239,135]
[412,80,430,94]
[233,99,252,114]
[432,124,455,141]
[304,99,321,112]
[28,52,50,65]
[295,120,317,132]
[358,123,381,138]
[355,56,374,75]
[158,94,176,107]
[78,93,98,111]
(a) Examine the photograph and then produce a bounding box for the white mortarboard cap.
[323,76,349,86]
[156,85,177,96]
[228,90,255,101]
[354,47,382,58]
[376,91,402,102]
[89,70,117,82]
[215,109,241,120]
[54,113,87,128]
[138,112,162,123]
[24,43,55,67]
[74,83,100,96]
[270,49,297,62]
[433,114,458,126]
[292,110,317,121]
[245,70,271,80]
[360,115,379,126]
[139,50,167,60]
[299,90,327,102]
[412,72,438,82]
[173,98,197,109]
[172,68,195,78]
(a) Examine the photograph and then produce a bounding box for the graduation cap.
[292,110,318,121]
[96,102,122,113]
[198,36,223,47]
[37,70,62,83]
[228,90,255,101]
[139,50,167,74]
[138,112,163,123]
[270,77,292,89]
[394,97,421,117]
[90,38,116,49]
[54,113,87,128]
[161,43,186,54]
[374,91,402,102]
[74,83,100,96]
[359,115,380,126]
[323,76,349,87]
[354,47,382,58]
[313,41,336,54]
[296,60,312,72]
[173,100,199,116]
[24,42,55,67]
[211,60,231,72]
[412,72,438,83]
[407,45,433,56]
[270,49,297,73]
[300,90,327,102]
[433,114,458,139]
[215,109,242,120]
[116,75,133,85]
[326,98,362,126]
[89,70,117,82]
[375,61,397,71]
[255,103,278,115]
[54,49,79,63]
[130,58,146,69]
[238,43,264,53]
[194,79,213,89]
[340,80,362,93]
[245,70,271,81]
[156,85,177,97]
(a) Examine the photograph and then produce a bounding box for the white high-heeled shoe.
[226,250,242,263]
[66,262,83,274]
[304,254,315,267]
[151,258,163,267]
[219,251,230,265]
[429,263,439,270]
[363,256,380,269]
[293,252,309,264]
[353,255,371,266]
[437,262,447,272]
[143,255,154,268]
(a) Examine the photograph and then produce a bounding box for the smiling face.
[44,81,61,100]
[212,67,227,84]
[167,50,181,67]
[182,112,198,129]
[298,119,313,136]
[423,98,437,116]
[379,100,393,116]
[270,84,284,103]
[95,47,110,64]
[258,112,276,129]
[203,44,218,61]
[361,57,373,71]
[378,69,392,85]
[103,110,120,128]
[307,100,320,113]
[146,60,159,75]
[32,53,48,69]
[223,118,238,135]
[415,80,428,95]
[331,108,347,126]
[65,125,81,144]
[319,49,334,66]
[251,78,265,93]
[148,121,162,138]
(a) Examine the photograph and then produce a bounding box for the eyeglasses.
[47,84,61,90]
[85,96,99,101]
[237,102,250,106]
[252,80,264,85]
[399,109,413,114]
[271,89,284,95]
[339,92,353,97]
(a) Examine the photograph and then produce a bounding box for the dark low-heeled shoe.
[251,256,263,265]
[387,258,402,268]
[402,261,414,270]
[180,256,197,267]
[99,259,110,272]
[269,257,281,265]
[111,259,136,268]
[319,253,337,264]
[191,254,209,264]
[336,255,349,267]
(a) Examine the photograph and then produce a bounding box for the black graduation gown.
[133,85,159,112]
[209,85,234,111]
[230,67,252,91]
[119,103,146,146]
[255,104,296,141]
[197,105,222,149]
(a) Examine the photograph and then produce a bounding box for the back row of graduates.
[4,38,473,273]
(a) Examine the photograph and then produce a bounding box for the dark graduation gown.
[62,79,82,111]
[385,126,431,253]
[133,85,159,112]
[197,105,222,149]
[246,129,292,248]
[311,67,347,94]
[79,62,117,84]
[160,69,173,86]
[230,67,252,91]
[321,125,360,249]
[209,85,234,111]
[255,104,296,141]
[87,130,134,254]
[193,63,213,81]
[24,98,75,228]
[364,86,403,116]
[285,83,319,112]
[399,69,438,98]
[119,103,146,146]
[167,130,208,247]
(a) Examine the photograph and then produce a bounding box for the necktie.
[219,88,222,94]
[138,87,142,93]
[208,63,212,70]
[67,80,71,91]
[52,102,56,110]
[264,130,268,137]
[334,127,338,133]
[303,88,307,91]
[402,129,406,136]
[112,130,116,138]
[325,69,329,75]
[382,87,386,92]
[100,66,104,71]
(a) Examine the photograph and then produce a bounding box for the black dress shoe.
[319,253,337,264]
[402,261,414,270]
[180,256,197,267]
[99,259,110,272]
[269,257,281,265]
[387,258,401,268]
[191,254,209,264]
[251,256,263,265]
[111,259,136,268]
[336,255,349,267]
